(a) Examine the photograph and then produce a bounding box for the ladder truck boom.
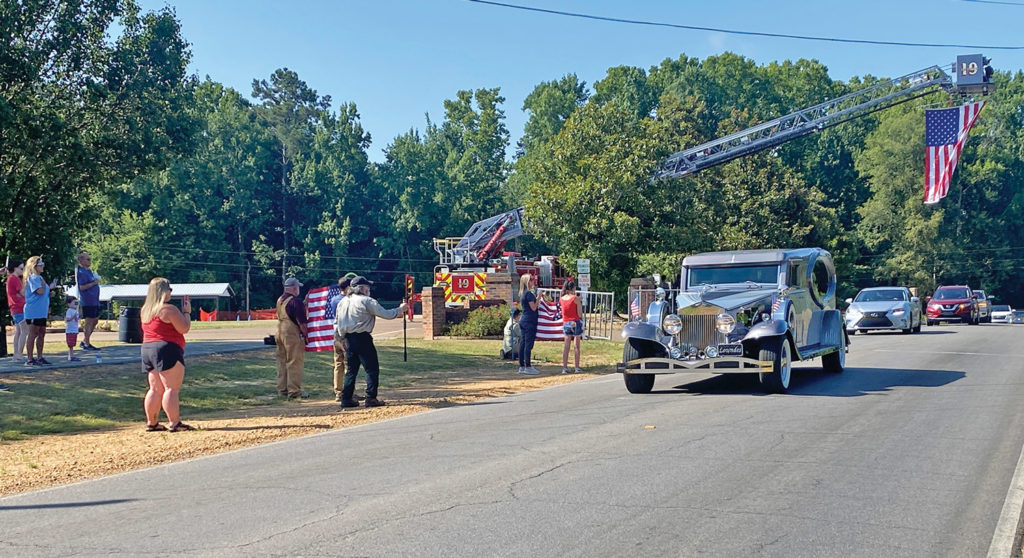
[656,57,992,179]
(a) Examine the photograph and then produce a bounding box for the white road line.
[988,439,1024,557]
[873,349,1024,358]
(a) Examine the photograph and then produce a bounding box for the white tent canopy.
[65,282,234,303]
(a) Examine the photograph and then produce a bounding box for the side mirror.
[971,294,979,300]
[911,296,920,303]
[844,298,853,305]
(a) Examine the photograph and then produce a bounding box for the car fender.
[745,319,789,342]
[621,321,671,346]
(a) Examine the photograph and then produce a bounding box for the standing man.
[275,277,308,399]
[331,273,357,402]
[335,276,407,408]
[75,252,102,351]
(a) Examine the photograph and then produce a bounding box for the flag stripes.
[924,101,985,204]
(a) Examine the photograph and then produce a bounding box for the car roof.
[858,286,909,292]
[683,248,824,267]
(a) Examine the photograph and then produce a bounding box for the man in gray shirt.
[335,276,408,408]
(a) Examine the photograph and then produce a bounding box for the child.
[65,296,82,361]
[501,309,521,360]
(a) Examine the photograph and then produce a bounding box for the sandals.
[145,423,168,432]
[168,421,195,432]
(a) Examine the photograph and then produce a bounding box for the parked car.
[926,285,979,326]
[974,290,992,323]
[1011,310,1024,324]
[991,305,1013,323]
[844,286,922,334]
[617,248,847,394]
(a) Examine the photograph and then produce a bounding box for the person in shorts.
[560,280,584,374]
[140,277,194,432]
[75,252,102,351]
[6,260,27,362]
[65,296,82,361]
[22,256,56,366]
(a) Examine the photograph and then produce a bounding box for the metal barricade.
[537,288,616,340]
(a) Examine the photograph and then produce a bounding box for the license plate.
[718,343,743,356]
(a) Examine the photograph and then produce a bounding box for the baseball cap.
[344,272,358,279]
[283,277,303,288]
[350,276,373,287]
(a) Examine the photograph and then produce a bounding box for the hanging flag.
[924,101,985,204]
[629,295,641,320]
[305,284,341,352]
[536,296,564,341]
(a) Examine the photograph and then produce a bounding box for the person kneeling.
[500,309,521,360]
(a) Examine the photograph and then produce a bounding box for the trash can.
[118,306,143,343]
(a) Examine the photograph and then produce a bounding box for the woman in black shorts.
[139,277,193,432]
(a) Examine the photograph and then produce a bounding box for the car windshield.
[854,289,906,303]
[933,288,970,300]
[992,305,1011,312]
[688,265,779,286]
[975,291,987,300]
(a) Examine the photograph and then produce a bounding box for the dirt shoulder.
[0,369,597,496]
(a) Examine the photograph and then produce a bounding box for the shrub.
[448,304,510,337]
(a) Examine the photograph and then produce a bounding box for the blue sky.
[138,0,1024,163]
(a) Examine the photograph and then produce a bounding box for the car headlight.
[846,309,861,320]
[662,314,682,335]
[891,308,906,316]
[716,313,736,334]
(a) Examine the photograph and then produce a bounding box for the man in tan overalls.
[276,277,308,398]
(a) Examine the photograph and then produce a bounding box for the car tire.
[759,336,792,393]
[622,340,656,394]
[846,329,857,335]
[913,321,921,333]
[822,329,845,374]
[927,320,935,327]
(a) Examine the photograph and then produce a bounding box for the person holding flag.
[335,277,407,408]
[331,273,357,402]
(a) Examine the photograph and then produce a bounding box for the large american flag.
[305,285,341,352]
[536,296,564,341]
[924,101,985,205]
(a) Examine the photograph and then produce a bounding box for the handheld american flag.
[924,101,985,205]
[629,295,641,320]
[536,296,564,341]
[305,285,341,352]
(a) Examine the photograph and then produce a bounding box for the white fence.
[537,288,616,340]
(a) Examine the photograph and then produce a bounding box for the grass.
[0,338,624,441]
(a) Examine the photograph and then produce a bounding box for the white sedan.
[992,305,1014,323]
[845,286,922,334]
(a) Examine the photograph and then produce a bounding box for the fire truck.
[432,208,570,306]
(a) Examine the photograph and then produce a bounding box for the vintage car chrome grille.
[677,306,720,349]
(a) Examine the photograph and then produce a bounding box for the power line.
[468,0,1024,50]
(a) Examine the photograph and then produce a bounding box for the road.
[2,323,1023,557]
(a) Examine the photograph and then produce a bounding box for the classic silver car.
[617,248,848,394]
[844,286,922,334]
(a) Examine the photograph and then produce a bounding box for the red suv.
[926,285,979,325]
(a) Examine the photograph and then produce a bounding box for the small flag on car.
[630,295,641,320]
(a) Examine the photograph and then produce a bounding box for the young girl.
[65,296,82,361]
[560,280,584,374]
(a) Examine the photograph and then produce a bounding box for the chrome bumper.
[617,356,765,375]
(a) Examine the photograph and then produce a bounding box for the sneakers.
[36,357,52,365]
[68,356,82,362]
[80,343,100,351]
[25,358,38,366]
[340,399,359,408]
[561,367,570,374]
[288,392,310,399]
[364,397,385,408]
[518,366,540,375]
[575,367,583,374]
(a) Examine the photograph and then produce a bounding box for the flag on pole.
[924,101,985,204]
[536,296,564,340]
[629,295,641,320]
[305,285,341,352]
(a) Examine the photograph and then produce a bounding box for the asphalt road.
[2,323,1024,557]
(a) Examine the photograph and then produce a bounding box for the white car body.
[991,305,1013,323]
[845,286,922,334]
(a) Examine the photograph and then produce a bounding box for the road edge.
[987,437,1024,557]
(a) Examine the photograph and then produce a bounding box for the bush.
[448,304,510,337]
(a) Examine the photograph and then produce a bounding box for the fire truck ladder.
[440,208,525,265]
[656,65,956,179]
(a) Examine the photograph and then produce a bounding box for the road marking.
[873,349,1024,358]
[987,439,1024,557]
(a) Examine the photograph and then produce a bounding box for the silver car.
[618,248,847,394]
[991,305,1013,323]
[845,287,922,334]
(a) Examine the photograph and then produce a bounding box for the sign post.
[576,259,591,291]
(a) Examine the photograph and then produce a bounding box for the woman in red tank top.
[560,280,585,374]
[139,277,194,432]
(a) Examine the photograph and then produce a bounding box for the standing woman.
[140,278,194,432]
[22,256,56,366]
[6,260,27,362]
[560,280,584,374]
[517,273,540,375]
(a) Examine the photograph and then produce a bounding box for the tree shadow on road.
[660,365,965,397]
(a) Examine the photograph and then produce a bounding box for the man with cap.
[330,272,358,401]
[335,276,408,408]
[275,277,309,398]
